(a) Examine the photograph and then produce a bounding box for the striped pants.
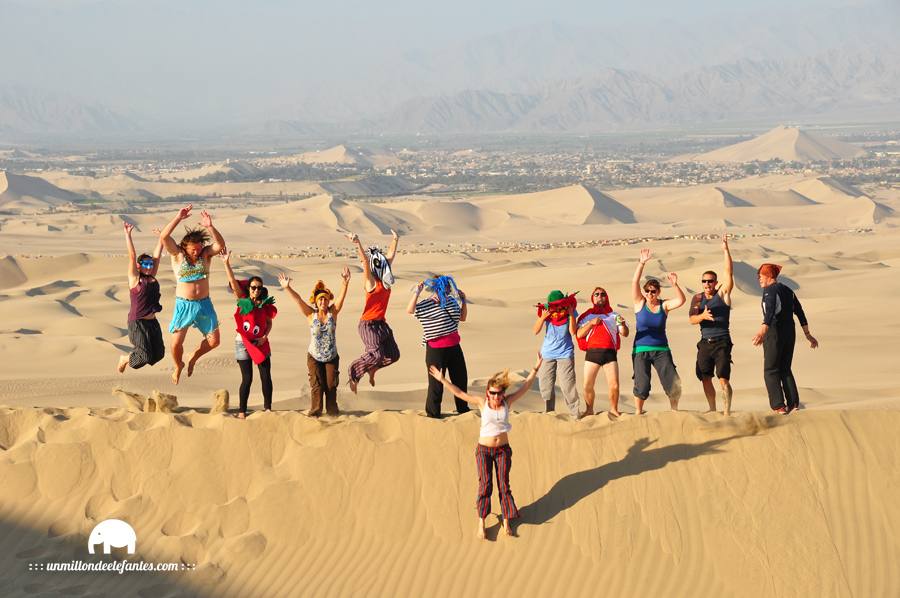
[475,444,519,520]
[348,319,400,384]
[127,318,165,369]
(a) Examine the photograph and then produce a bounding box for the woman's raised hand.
[345,231,359,243]
[200,210,213,228]
[220,250,232,264]
[177,204,193,221]
[341,266,351,283]
[123,221,135,235]
[639,248,652,264]
[390,229,399,240]
[277,272,292,290]
[667,272,678,285]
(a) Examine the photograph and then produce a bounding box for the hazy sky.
[0,0,893,127]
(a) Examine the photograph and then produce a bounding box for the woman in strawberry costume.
[222,251,277,419]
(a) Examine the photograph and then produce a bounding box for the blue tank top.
[634,302,668,351]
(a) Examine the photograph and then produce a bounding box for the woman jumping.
[345,230,401,393]
[159,204,226,384]
[117,221,165,373]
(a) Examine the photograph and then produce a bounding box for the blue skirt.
[168,296,219,335]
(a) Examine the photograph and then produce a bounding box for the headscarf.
[424,275,460,309]
[577,287,612,321]
[758,263,782,279]
[367,246,395,288]
[309,281,334,305]
[536,290,578,326]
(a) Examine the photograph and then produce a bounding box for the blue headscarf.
[424,275,460,309]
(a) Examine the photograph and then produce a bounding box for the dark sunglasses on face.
[644,288,659,294]
[487,390,504,396]
[702,279,717,284]
[593,292,607,297]
[249,285,263,290]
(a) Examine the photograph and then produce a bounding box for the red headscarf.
[577,287,612,322]
[536,292,578,326]
[758,263,782,279]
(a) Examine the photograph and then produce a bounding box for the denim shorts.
[235,336,250,361]
[168,296,219,335]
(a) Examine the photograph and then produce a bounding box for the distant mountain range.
[1,2,898,139]
[0,87,138,137]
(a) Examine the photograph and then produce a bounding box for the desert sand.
[675,126,868,163]
[1,169,899,596]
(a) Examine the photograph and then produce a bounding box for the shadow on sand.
[518,432,747,528]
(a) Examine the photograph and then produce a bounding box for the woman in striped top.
[407,275,469,418]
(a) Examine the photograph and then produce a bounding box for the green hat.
[546,290,565,304]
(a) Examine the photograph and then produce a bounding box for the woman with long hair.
[222,251,276,419]
[429,354,543,539]
[158,204,226,384]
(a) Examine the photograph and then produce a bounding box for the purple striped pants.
[475,444,519,520]
[348,319,400,384]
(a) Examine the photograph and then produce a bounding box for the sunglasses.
[593,292,607,297]
[486,389,504,396]
[702,279,717,284]
[644,288,659,294]
[249,285,263,290]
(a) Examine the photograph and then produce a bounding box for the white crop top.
[480,399,511,437]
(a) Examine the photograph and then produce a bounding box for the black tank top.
[695,292,731,340]
[128,275,162,322]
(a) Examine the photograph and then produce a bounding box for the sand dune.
[678,126,867,163]
[0,171,82,213]
[0,409,898,597]
[481,184,636,225]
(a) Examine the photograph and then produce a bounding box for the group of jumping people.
[118,206,819,537]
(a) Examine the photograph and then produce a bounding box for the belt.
[702,336,730,343]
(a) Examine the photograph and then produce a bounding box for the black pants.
[127,318,165,369]
[763,324,799,410]
[425,344,469,418]
[238,357,273,413]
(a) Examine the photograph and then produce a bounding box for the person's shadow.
[517,433,743,528]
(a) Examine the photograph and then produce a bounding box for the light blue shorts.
[169,296,219,336]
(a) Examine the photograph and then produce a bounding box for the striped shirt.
[414,298,461,346]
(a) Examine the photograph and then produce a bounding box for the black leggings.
[238,357,273,413]
[425,343,469,418]
[763,324,799,410]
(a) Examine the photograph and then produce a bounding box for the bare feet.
[117,355,129,374]
[476,519,486,540]
[578,406,594,420]
[503,522,516,537]
[609,409,622,418]
[236,411,246,420]
[368,369,376,387]
[186,355,198,378]
[607,411,620,421]
[635,409,646,415]
[172,361,185,385]
[349,379,358,395]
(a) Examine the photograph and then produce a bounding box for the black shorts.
[695,337,733,380]
[585,349,617,366]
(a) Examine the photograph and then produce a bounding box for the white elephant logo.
[88,519,137,555]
